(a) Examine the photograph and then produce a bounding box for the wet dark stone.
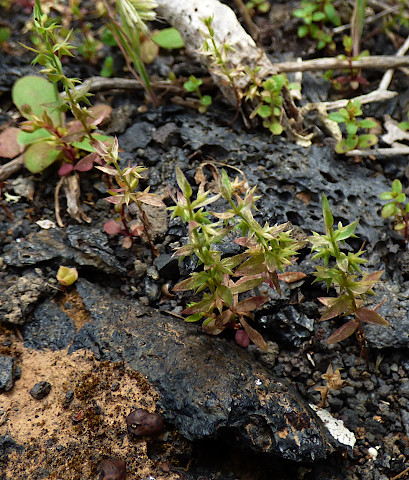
[64,389,75,406]
[119,122,153,151]
[0,356,15,392]
[126,408,164,436]
[30,381,51,400]
[69,280,336,462]
[153,253,179,279]
[264,306,314,347]
[3,227,126,275]
[99,458,126,480]
[22,300,76,350]
[152,122,180,148]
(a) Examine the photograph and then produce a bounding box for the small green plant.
[328,100,378,153]
[324,36,369,91]
[101,56,115,78]
[183,75,213,113]
[309,195,390,366]
[379,179,409,243]
[398,111,409,131]
[6,75,111,174]
[170,167,305,350]
[293,0,341,50]
[57,266,79,286]
[94,138,165,249]
[200,16,241,120]
[248,74,300,135]
[102,0,159,106]
[246,0,270,15]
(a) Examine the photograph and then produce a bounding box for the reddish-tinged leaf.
[235,329,250,348]
[182,296,214,315]
[173,276,200,292]
[234,255,265,275]
[0,127,23,159]
[202,317,224,335]
[268,270,281,295]
[362,271,383,289]
[230,277,264,294]
[173,244,195,257]
[327,320,359,344]
[233,237,256,247]
[130,224,145,236]
[61,131,86,143]
[87,104,112,126]
[240,317,268,351]
[74,152,98,172]
[319,294,353,321]
[355,307,391,326]
[58,163,74,176]
[103,219,122,235]
[318,297,337,308]
[278,271,307,283]
[137,193,166,207]
[95,165,117,175]
[235,295,269,313]
[211,211,235,219]
[104,195,123,204]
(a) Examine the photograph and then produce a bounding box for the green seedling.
[398,111,409,131]
[93,138,165,250]
[57,266,78,286]
[379,179,409,243]
[325,36,369,91]
[183,75,213,113]
[101,56,115,78]
[293,0,341,50]
[201,16,241,121]
[328,100,378,153]
[249,74,300,135]
[309,195,390,367]
[246,0,270,15]
[170,167,305,351]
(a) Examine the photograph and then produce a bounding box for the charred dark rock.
[69,280,336,463]
[0,356,15,392]
[99,458,127,480]
[29,381,51,400]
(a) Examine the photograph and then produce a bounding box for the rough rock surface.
[68,280,336,462]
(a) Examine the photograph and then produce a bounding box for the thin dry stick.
[333,5,401,34]
[275,55,409,73]
[232,0,259,41]
[379,34,409,91]
[0,154,24,182]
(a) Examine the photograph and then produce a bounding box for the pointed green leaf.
[381,202,397,219]
[322,194,334,232]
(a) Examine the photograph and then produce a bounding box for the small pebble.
[100,458,126,480]
[126,408,164,436]
[29,381,51,400]
[111,381,120,392]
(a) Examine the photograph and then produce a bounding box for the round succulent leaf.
[345,120,358,135]
[297,25,309,38]
[395,193,406,203]
[24,141,61,173]
[392,179,403,193]
[12,75,62,126]
[151,27,184,49]
[357,119,377,129]
[200,95,212,106]
[381,202,397,219]
[379,191,394,200]
[257,105,272,118]
[357,134,378,148]
[335,135,358,153]
[269,122,283,135]
[18,128,53,146]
